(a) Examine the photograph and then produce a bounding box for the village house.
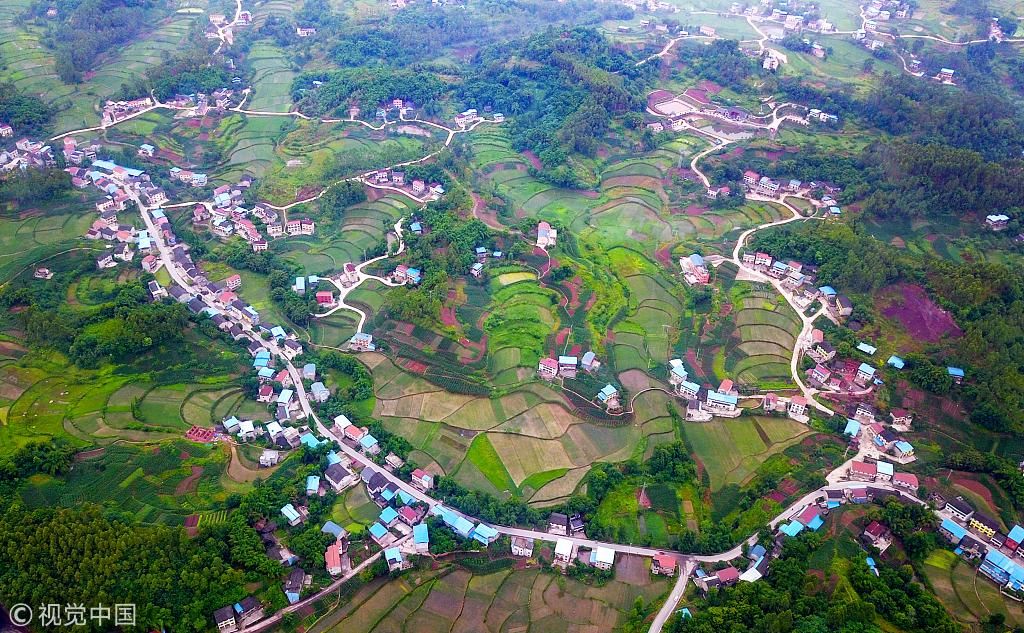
[538,357,559,380]
[891,472,918,493]
[511,536,535,557]
[597,384,622,412]
[985,214,1010,230]
[787,396,808,420]
[946,497,974,522]
[411,468,434,491]
[848,460,876,482]
[536,221,557,248]
[652,553,677,576]
[680,253,710,285]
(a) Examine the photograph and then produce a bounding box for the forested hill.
[459,27,653,187]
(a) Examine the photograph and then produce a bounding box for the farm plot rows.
[726,293,802,388]
[683,416,812,490]
[321,564,669,633]
[246,41,296,113]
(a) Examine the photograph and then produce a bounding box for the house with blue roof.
[360,434,380,454]
[397,490,415,505]
[855,363,876,385]
[856,342,877,356]
[302,363,317,380]
[471,523,499,545]
[326,451,342,466]
[1007,525,1024,550]
[223,416,241,432]
[407,268,422,284]
[299,432,323,450]
[780,521,804,537]
[310,381,330,402]
[321,521,345,539]
[892,440,914,459]
[410,221,423,234]
[306,476,320,495]
[281,503,303,526]
[887,355,905,370]
[277,389,294,405]
[443,511,474,538]
[947,366,965,384]
[270,325,287,340]
[380,506,399,527]
[939,518,968,544]
[818,285,837,297]
[258,366,275,379]
[413,523,429,552]
[384,547,407,572]
[748,544,767,560]
[253,356,270,368]
[369,522,390,543]
[380,486,397,502]
[293,277,306,294]
[843,419,861,437]
[865,557,879,576]
[981,549,1024,590]
[829,206,842,215]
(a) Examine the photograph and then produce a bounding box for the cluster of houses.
[843,405,916,461]
[366,168,445,201]
[727,0,838,33]
[937,496,1024,591]
[101,97,152,126]
[741,251,853,315]
[191,176,315,252]
[469,245,504,278]
[802,329,889,395]
[537,350,601,381]
[292,274,336,308]
[1,137,56,172]
[666,359,761,421]
[390,264,422,286]
[166,88,239,118]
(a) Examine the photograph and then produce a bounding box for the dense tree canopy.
[0,82,54,134]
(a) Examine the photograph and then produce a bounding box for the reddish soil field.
[201,116,217,128]
[950,473,998,513]
[582,293,597,312]
[685,349,705,377]
[880,283,962,343]
[568,344,582,356]
[579,189,600,199]
[554,328,570,346]
[697,80,723,94]
[724,147,744,158]
[719,303,733,317]
[174,466,204,495]
[401,359,428,374]
[458,336,486,363]
[185,119,202,128]
[296,185,322,201]
[184,515,200,528]
[563,277,582,313]
[596,147,610,159]
[766,490,786,504]
[185,426,215,443]
[521,150,543,170]
[395,322,415,335]
[779,479,800,496]
[684,205,707,216]
[440,306,458,327]
[82,71,97,81]
[157,148,183,164]
[683,89,711,105]
[647,90,675,107]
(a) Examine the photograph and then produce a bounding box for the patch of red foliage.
[185,426,215,443]
[440,306,458,327]
[880,283,962,343]
[555,328,570,346]
[521,150,543,170]
[637,487,652,509]
[582,293,597,312]
[184,515,200,528]
[157,148,183,164]
[568,344,582,356]
[719,303,733,317]
[655,246,673,268]
[395,322,415,335]
[647,89,675,106]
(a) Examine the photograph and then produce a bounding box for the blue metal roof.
[413,523,429,544]
[856,342,877,355]
[941,518,967,541]
[843,419,860,436]
[380,507,398,524]
[369,522,388,539]
[1008,525,1024,543]
[780,521,804,537]
[887,355,905,369]
[947,366,965,377]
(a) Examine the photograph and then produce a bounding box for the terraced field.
[18,441,233,526]
[484,280,561,385]
[318,562,669,633]
[0,211,97,283]
[608,248,685,372]
[370,354,674,504]
[725,289,802,388]
[246,41,296,113]
[683,416,813,490]
[0,0,200,133]
[213,114,294,183]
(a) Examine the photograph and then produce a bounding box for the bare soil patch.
[521,150,543,170]
[879,283,961,343]
[175,465,204,495]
